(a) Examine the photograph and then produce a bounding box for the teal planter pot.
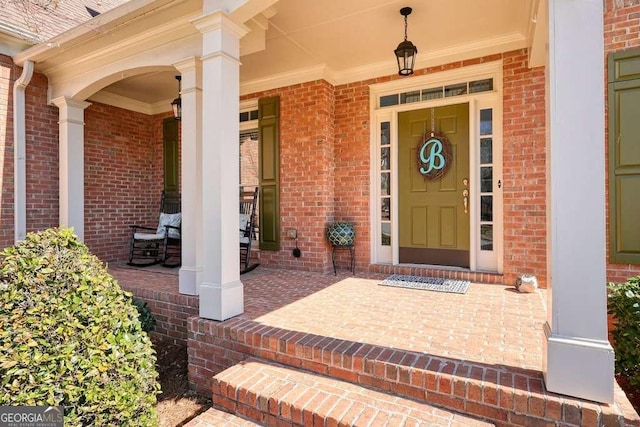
[327,222,355,246]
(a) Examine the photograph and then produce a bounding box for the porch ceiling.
[240,0,535,84]
[27,0,540,113]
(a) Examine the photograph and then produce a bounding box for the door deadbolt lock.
[463,178,468,186]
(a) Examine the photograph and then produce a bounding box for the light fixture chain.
[404,15,408,41]
[431,108,435,133]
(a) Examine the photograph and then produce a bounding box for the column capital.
[191,10,250,40]
[51,97,92,124]
[50,96,91,110]
[173,57,202,94]
[173,56,201,74]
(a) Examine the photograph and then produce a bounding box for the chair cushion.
[240,213,250,243]
[134,232,165,240]
[240,213,249,230]
[157,212,181,239]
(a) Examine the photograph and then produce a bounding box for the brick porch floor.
[111,265,640,426]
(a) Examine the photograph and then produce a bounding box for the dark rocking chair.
[240,187,259,274]
[128,191,181,267]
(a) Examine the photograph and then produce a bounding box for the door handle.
[463,189,469,214]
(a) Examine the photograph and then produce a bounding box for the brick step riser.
[189,318,624,426]
[212,382,490,427]
[210,358,494,427]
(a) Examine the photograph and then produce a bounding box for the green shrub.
[132,298,157,333]
[0,228,160,426]
[608,276,640,388]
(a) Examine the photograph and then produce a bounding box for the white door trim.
[369,61,503,273]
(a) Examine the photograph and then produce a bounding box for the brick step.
[212,357,492,426]
[184,407,261,426]
[190,317,637,426]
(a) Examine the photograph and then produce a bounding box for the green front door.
[398,104,470,267]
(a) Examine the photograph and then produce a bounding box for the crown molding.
[334,32,525,85]
[240,33,525,95]
[240,64,335,96]
[149,100,174,115]
[88,90,156,115]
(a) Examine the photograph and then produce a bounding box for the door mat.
[379,274,470,294]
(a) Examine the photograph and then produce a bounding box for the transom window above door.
[379,78,494,108]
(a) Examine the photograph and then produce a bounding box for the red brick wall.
[83,103,161,261]
[1,51,552,284]
[502,50,547,287]
[119,282,198,345]
[188,317,249,395]
[332,54,517,275]
[1,11,635,286]
[0,56,173,261]
[0,55,59,251]
[25,71,59,235]
[241,80,336,272]
[604,0,640,284]
[111,267,198,345]
[243,53,549,282]
[604,0,640,52]
[333,82,372,271]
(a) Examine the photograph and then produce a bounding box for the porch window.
[239,129,259,190]
[422,87,443,101]
[444,83,467,97]
[239,102,260,243]
[239,109,259,122]
[479,109,494,251]
[380,121,391,246]
[470,78,494,93]
[378,78,494,109]
[380,94,399,107]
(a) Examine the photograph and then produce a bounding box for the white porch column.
[51,97,91,241]
[175,58,203,296]
[193,11,249,320]
[543,0,614,403]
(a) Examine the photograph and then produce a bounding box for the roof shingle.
[0,0,131,43]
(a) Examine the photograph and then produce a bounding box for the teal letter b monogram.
[419,138,446,174]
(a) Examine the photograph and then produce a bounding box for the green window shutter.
[258,96,280,251]
[608,50,640,265]
[163,118,179,193]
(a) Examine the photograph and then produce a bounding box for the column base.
[179,266,202,295]
[199,279,244,321]
[543,322,614,404]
